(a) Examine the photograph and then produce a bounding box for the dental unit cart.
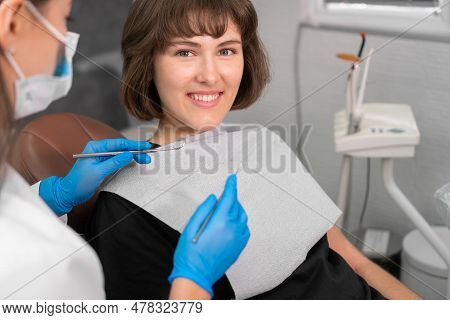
[334,38,450,298]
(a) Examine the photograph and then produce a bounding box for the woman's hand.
[169,174,250,299]
[39,139,152,215]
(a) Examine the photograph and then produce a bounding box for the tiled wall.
[299,28,450,236]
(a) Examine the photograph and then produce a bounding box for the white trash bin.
[401,226,450,299]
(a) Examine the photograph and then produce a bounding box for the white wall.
[226,0,303,149]
[232,1,450,237]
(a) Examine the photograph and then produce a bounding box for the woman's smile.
[187,91,224,109]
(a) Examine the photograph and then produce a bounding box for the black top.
[87,191,385,300]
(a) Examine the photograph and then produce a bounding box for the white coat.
[0,166,105,299]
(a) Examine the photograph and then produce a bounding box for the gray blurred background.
[17,0,133,130]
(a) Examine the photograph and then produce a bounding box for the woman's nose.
[195,57,219,84]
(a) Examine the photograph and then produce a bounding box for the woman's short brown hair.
[121,0,270,121]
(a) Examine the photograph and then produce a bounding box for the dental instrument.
[357,32,366,59]
[336,53,361,63]
[336,32,368,217]
[192,169,241,243]
[353,48,374,131]
[192,199,219,244]
[73,141,184,159]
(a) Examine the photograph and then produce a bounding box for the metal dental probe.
[72,141,185,159]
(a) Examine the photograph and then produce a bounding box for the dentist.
[0,0,250,299]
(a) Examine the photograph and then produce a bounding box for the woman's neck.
[150,117,199,146]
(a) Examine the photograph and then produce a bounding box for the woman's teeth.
[189,93,220,102]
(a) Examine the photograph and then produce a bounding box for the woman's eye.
[176,50,193,57]
[219,49,235,56]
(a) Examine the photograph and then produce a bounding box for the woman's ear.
[0,0,26,51]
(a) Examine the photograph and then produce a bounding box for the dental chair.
[10,113,123,235]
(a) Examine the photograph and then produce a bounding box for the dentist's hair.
[0,57,13,180]
[121,0,270,121]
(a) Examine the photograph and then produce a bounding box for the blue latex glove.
[40,139,152,215]
[168,174,250,298]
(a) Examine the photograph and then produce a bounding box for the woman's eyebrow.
[169,41,200,48]
[169,39,242,48]
[218,40,242,47]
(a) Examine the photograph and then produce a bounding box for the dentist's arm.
[169,174,250,300]
[39,139,152,216]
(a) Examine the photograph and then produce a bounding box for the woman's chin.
[193,123,220,133]
[189,118,224,133]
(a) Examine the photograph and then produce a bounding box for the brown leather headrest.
[11,113,123,234]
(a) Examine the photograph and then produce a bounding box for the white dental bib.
[102,124,341,299]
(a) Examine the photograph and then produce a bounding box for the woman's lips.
[187,92,223,109]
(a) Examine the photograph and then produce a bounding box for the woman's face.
[153,20,245,132]
[0,0,72,83]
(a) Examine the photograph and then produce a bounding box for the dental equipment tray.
[334,103,420,158]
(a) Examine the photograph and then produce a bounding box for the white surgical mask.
[4,1,80,120]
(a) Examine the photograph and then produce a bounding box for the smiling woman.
[86,0,389,300]
[121,0,270,141]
